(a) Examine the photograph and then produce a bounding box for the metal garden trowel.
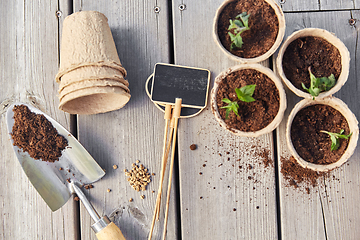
[6,103,125,240]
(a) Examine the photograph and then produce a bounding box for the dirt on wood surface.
[281,156,327,192]
[291,104,350,165]
[282,36,342,91]
[217,0,279,58]
[216,68,280,132]
[11,104,68,162]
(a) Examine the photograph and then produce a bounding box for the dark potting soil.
[11,104,68,162]
[281,156,326,190]
[216,69,280,132]
[282,36,342,91]
[217,0,279,58]
[291,104,350,165]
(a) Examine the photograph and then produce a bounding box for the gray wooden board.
[0,0,77,239]
[275,10,360,240]
[172,0,278,239]
[73,1,177,239]
[279,0,360,12]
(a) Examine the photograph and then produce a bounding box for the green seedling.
[221,84,256,119]
[320,129,352,151]
[228,12,250,50]
[301,67,336,99]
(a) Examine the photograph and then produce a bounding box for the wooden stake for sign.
[148,104,172,240]
[162,98,182,240]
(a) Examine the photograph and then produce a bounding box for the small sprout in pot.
[228,12,251,50]
[320,129,352,151]
[221,84,256,119]
[301,67,335,99]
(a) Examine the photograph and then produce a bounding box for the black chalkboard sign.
[151,63,211,108]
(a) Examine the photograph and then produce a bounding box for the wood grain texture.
[275,10,360,240]
[72,1,177,239]
[172,1,278,239]
[278,0,359,12]
[0,0,77,239]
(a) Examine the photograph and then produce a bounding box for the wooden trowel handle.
[95,222,126,240]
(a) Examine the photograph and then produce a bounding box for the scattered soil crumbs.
[11,104,68,162]
[255,148,273,167]
[291,104,350,164]
[216,69,280,132]
[124,161,152,192]
[282,36,342,91]
[281,156,327,192]
[84,184,94,189]
[217,0,279,58]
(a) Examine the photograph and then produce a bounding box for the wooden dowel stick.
[162,98,182,240]
[156,124,174,220]
[148,104,172,240]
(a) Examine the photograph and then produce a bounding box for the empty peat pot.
[286,97,359,172]
[211,64,286,137]
[276,28,350,100]
[213,0,285,63]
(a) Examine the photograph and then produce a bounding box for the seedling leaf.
[227,12,250,50]
[320,129,352,151]
[235,84,256,103]
[301,67,336,98]
[221,98,239,119]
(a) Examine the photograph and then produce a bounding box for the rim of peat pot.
[276,28,350,100]
[286,97,359,172]
[211,63,287,138]
[213,0,286,63]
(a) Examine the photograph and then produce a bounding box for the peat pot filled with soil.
[213,0,285,63]
[211,64,286,137]
[276,28,350,99]
[287,97,359,172]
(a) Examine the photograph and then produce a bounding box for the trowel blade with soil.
[6,103,105,211]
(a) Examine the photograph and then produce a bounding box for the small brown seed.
[113,165,118,170]
[129,198,133,202]
[140,195,145,199]
[107,188,111,192]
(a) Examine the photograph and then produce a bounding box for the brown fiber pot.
[213,0,285,63]
[211,63,286,137]
[276,28,350,100]
[286,97,359,172]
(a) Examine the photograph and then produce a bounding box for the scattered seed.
[59,167,63,171]
[152,173,155,176]
[107,188,111,193]
[152,190,155,193]
[129,198,133,202]
[233,208,236,211]
[113,165,118,170]
[66,178,71,183]
[136,160,140,164]
[125,161,153,192]
[140,195,145,199]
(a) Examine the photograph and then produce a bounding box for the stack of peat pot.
[55,11,130,115]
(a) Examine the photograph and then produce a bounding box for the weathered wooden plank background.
[275,10,360,240]
[1,0,360,239]
[0,0,77,239]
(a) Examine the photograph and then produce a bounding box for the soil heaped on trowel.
[11,105,68,162]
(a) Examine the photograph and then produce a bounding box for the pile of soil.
[282,36,342,91]
[11,105,68,162]
[216,68,280,132]
[291,104,350,165]
[217,0,279,58]
[281,156,326,191]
